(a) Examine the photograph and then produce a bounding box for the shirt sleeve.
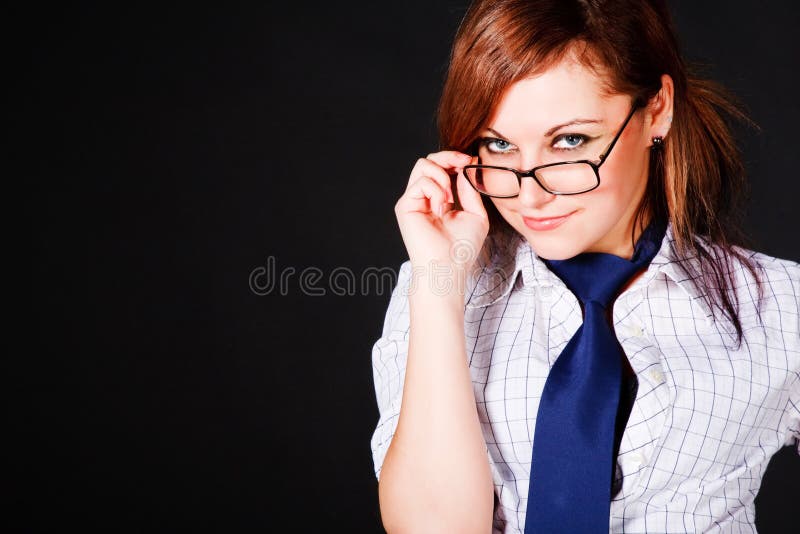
[781,259,800,456]
[786,374,800,456]
[370,260,413,481]
[783,262,800,454]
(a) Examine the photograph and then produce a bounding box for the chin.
[509,216,587,260]
[519,230,588,261]
[528,241,584,261]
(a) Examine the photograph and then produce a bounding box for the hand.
[394,150,490,287]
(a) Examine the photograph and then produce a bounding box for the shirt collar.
[464,229,556,309]
[632,223,717,324]
[464,222,722,331]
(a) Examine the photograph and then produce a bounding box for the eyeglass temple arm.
[596,102,642,167]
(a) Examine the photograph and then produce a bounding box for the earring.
[651,136,664,150]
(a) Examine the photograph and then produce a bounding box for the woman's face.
[479,59,671,260]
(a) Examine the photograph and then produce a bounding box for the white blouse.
[370,223,800,533]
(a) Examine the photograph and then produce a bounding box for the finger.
[456,164,488,218]
[406,157,455,204]
[396,175,448,217]
[425,150,473,174]
[426,151,472,204]
[440,200,455,218]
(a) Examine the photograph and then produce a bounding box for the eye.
[480,137,516,154]
[553,134,588,151]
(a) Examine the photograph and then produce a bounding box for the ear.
[645,74,674,141]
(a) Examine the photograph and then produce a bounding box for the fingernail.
[437,205,443,218]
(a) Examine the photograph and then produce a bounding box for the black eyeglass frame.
[463,101,644,197]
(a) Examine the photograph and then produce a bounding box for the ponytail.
[656,72,763,345]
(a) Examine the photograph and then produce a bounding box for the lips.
[522,210,576,231]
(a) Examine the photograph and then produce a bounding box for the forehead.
[488,59,626,131]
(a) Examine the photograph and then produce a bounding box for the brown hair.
[437,0,762,345]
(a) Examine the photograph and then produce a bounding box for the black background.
[21,2,799,532]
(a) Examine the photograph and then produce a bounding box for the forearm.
[378,283,493,533]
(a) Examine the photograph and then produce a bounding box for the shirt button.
[619,324,642,338]
[649,369,665,383]
[629,452,644,468]
[539,286,552,299]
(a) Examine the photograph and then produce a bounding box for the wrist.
[406,260,469,302]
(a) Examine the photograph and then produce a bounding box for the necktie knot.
[543,220,667,308]
[546,253,641,307]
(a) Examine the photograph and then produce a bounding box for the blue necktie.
[524,219,667,534]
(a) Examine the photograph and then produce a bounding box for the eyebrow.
[486,118,604,141]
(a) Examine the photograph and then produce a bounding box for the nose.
[517,173,556,209]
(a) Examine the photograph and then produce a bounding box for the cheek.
[597,140,648,200]
[490,198,511,214]
[490,198,526,229]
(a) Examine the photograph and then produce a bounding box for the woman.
[370,1,800,532]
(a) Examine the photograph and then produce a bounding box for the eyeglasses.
[463,102,642,197]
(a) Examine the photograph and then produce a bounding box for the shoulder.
[746,248,800,286]
[687,233,799,298]
[378,260,414,341]
[699,238,800,335]
[718,239,799,303]
[736,246,800,326]
[651,228,800,343]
